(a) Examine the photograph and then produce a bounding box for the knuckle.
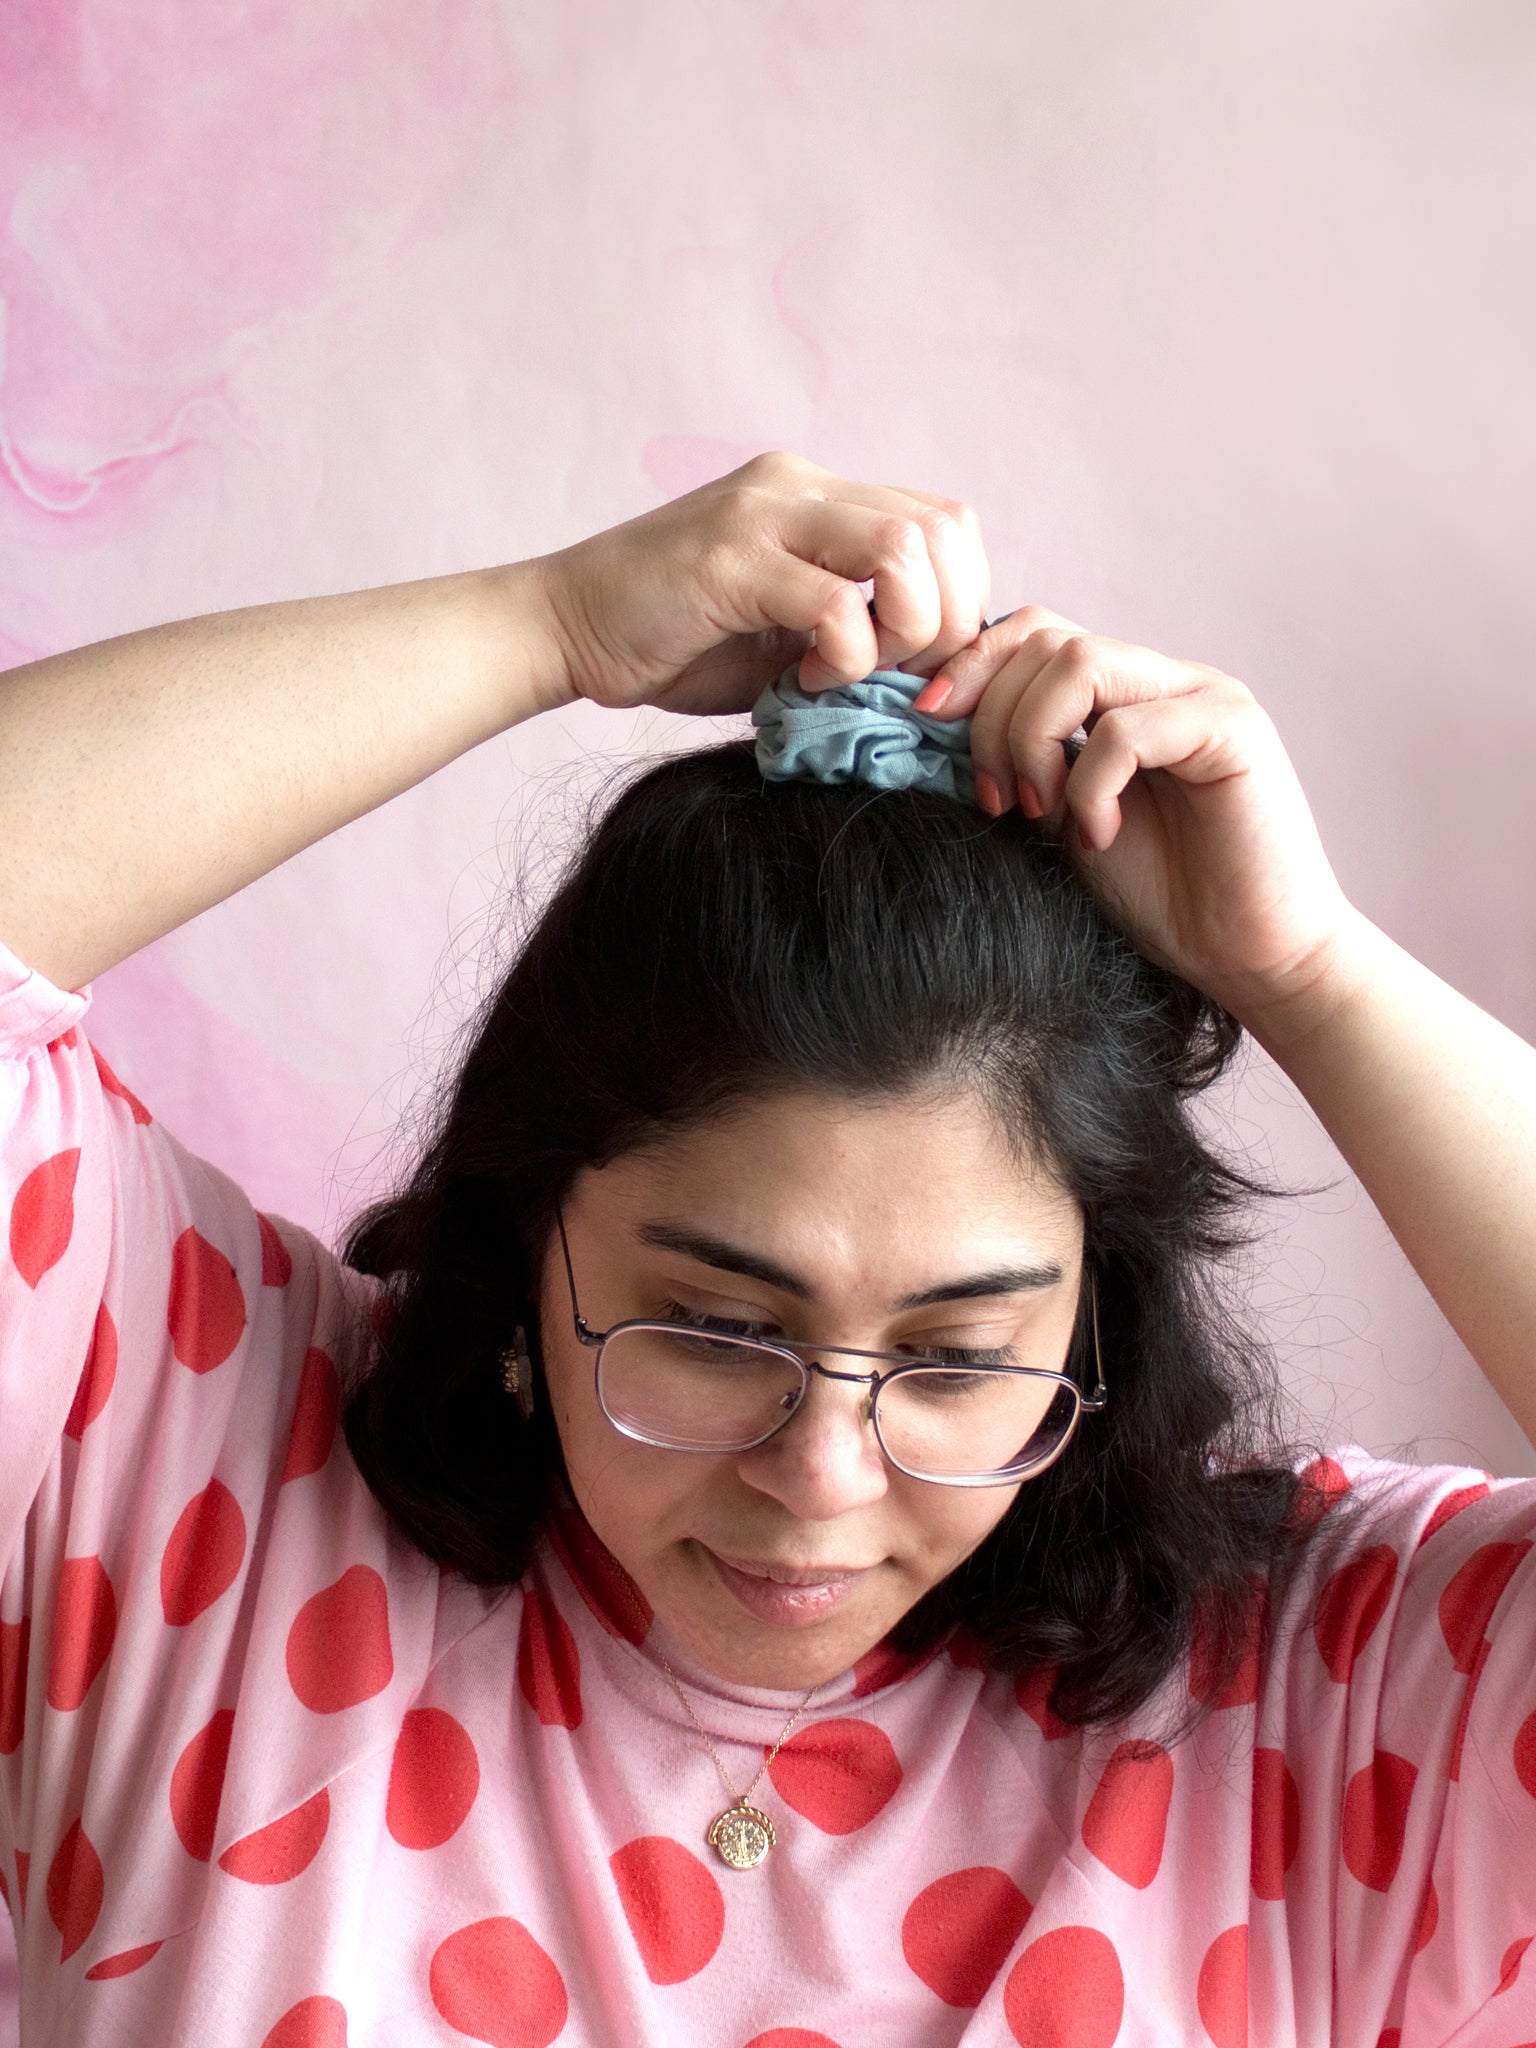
[743,449,798,481]
[1052,632,1100,678]
[873,512,928,563]
[1011,603,1070,633]
[823,578,870,621]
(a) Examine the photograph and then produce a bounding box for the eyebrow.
[634,1222,1064,1309]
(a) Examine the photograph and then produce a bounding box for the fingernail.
[1074,818,1094,854]
[975,771,1003,817]
[912,676,953,714]
[1018,778,1044,821]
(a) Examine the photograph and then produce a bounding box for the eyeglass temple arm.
[553,1204,603,1346]
[1080,1278,1108,1413]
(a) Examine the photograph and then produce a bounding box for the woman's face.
[538,1086,1086,1691]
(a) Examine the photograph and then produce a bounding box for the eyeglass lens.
[596,1325,1080,1479]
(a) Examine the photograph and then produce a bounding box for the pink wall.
[1,0,1533,2021]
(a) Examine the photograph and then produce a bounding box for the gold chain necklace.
[625,1587,822,1870]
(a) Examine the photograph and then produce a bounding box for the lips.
[703,1546,875,1628]
[709,1550,871,1587]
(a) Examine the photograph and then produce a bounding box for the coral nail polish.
[975,771,1003,817]
[1018,779,1044,821]
[912,676,953,714]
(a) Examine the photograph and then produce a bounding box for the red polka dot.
[516,1590,582,1729]
[1294,1456,1352,1519]
[1189,1575,1267,1710]
[1377,2030,1401,2048]
[1418,1482,1491,1548]
[167,1226,247,1373]
[609,1836,724,1984]
[217,1788,329,1884]
[0,1615,29,1755]
[280,1349,340,1482]
[852,1639,937,1696]
[1197,1924,1247,2048]
[1081,1739,1174,1889]
[1413,1879,1439,1954]
[1515,1708,1536,1798]
[1438,1541,1531,1673]
[387,1708,480,1849]
[545,1501,650,1645]
[160,1479,247,1625]
[46,1029,80,1055]
[901,1866,1032,2006]
[258,1213,293,1287]
[261,1996,349,2047]
[16,1849,29,1914]
[170,1708,235,1862]
[1341,1751,1417,1892]
[9,1148,80,1288]
[63,1303,118,1442]
[1497,1935,1533,1993]
[85,1942,163,1980]
[744,2035,845,2048]
[1003,1925,1124,2048]
[1015,1666,1074,1740]
[429,1917,568,2047]
[46,1817,103,1962]
[92,1045,152,1124]
[1312,1546,1397,1683]
[1251,1749,1300,1900]
[768,1718,902,1834]
[286,1566,393,1714]
[47,1555,116,1710]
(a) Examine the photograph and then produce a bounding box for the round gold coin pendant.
[708,1801,777,1870]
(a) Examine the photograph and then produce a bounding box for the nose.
[735,1360,890,1519]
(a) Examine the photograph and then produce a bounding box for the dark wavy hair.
[342,738,1325,1729]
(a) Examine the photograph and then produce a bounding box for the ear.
[500,1324,537,1420]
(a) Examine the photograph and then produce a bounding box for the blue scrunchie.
[751,660,978,807]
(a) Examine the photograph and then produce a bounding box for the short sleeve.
[0,934,447,2018]
[0,940,98,1570]
[1260,1450,1536,2043]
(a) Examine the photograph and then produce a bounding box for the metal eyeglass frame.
[552,1207,1107,1489]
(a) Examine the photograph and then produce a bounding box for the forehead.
[574,1085,1083,1295]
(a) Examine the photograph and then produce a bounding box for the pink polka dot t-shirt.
[2,935,1536,2047]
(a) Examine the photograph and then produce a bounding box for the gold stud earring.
[500,1325,536,1419]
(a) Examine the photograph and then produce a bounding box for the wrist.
[1225,908,1393,1063]
[476,556,581,723]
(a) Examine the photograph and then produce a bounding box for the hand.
[912,607,1361,1030]
[533,451,991,718]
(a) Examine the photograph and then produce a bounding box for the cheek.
[908,1484,1020,1581]
[545,1343,712,1555]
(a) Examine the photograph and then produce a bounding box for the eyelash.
[657,1301,1016,1369]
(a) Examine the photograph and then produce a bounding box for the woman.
[0,453,1532,2046]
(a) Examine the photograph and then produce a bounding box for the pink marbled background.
[2,0,1534,2023]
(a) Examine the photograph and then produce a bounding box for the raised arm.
[0,454,990,993]
[916,608,1536,1448]
[0,565,568,992]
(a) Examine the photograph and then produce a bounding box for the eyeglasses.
[553,1210,1107,1489]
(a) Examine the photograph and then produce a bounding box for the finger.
[965,630,1085,813]
[995,635,1211,815]
[1060,683,1260,850]
[751,468,991,679]
[911,604,1087,719]
[759,498,944,687]
[958,639,1072,816]
[873,488,992,676]
[742,550,881,686]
